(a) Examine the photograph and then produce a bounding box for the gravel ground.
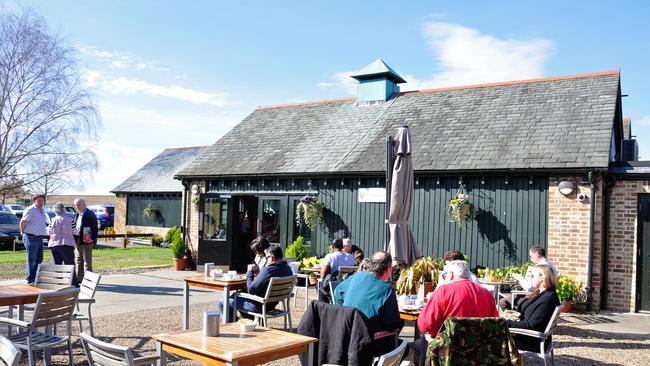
[12,298,650,366]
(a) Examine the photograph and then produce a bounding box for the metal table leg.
[156,341,167,366]
[183,282,189,330]
[223,284,230,324]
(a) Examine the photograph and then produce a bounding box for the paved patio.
[2,268,650,365]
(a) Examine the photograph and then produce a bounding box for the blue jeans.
[218,295,261,322]
[24,234,44,283]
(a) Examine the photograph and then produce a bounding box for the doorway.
[637,194,650,311]
[231,196,258,273]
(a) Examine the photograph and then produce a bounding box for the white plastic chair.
[80,332,159,366]
[509,301,565,366]
[373,339,408,366]
[73,271,102,336]
[0,335,22,366]
[234,276,296,330]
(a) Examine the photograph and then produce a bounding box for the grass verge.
[0,246,170,281]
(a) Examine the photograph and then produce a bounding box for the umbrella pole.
[385,135,394,251]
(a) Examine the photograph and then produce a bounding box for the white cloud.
[635,115,650,127]
[64,141,160,195]
[319,22,554,94]
[78,46,170,72]
[81,68,237,107]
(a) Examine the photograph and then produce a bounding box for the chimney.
[351,58,406,104]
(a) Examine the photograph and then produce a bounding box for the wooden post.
[12,237,16,252]
[123,233,128,248]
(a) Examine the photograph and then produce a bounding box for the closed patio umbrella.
[386,125,421,266]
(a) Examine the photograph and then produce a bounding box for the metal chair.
[234,276,296,330]
[34,264,75,290]
[0,288,79,366]
[79,332,159,366]
[73,271,102,336]
[0,335,22,366]
[509,301,565,366]
[293,273,312,308]
[329,280,342,305]
[373,339,408,366]
[337,266,358,280]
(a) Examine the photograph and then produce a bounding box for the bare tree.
[0,9,100,195]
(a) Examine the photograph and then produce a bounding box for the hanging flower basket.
[143,203,158,219]
[447,183,476,227]
[295,194,323,230]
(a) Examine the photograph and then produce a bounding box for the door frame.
[258,195,289,249]
[636,193,650,311]
[197,194,232,267]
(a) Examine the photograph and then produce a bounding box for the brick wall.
[547,176,604,310]
[114,193,127,234]
[185,181,205,262]
[606,180,650,311]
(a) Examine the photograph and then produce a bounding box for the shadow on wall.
[154,211,166,227]
[476,208,518,261]
[322,207,349,242]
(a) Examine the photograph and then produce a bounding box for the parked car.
[7,204,24,218]
[88,205,114,229]
[0,211,22,249]
[0,205,11,213]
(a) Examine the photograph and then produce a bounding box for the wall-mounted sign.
[358,188,386,203]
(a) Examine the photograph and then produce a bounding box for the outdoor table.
[183,276,248,329]
[399,307,424,341]
[478,278,518,303]
[0,284,51,335]
[154,323,318,366]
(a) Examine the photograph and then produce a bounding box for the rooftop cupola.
[351,58,406,104]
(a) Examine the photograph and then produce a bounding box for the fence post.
[123,233,128,248]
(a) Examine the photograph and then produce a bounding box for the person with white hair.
[73,197,98,283]
[47,202,78,285]
[342,237,365,265]
[413,260,499,364]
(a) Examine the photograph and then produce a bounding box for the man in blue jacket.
[223,244,293,321]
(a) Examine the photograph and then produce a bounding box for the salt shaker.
[203,310,220,337]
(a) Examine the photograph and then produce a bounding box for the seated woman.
[250,236,270,275]
[506,264,560,352]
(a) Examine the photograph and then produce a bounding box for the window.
[126,193,182,228]
[204,197,228,240]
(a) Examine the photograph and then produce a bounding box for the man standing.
[414,260,499,364]
[19,194,49,284]
[74,198,98,283]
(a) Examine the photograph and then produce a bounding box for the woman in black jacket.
[506,264,560,352]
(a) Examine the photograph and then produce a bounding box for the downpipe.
[586,171,597,311]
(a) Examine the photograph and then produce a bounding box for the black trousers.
[51,245,78,286]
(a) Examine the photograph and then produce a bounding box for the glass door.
[258,196,288,247]
[289,196,312,246]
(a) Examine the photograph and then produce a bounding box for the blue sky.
[5,0,650,194]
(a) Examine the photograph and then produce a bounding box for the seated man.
[333,251,402,334]
[221,245,293,321]
[414,260,499,365]
[501,245,559,310]
[334,251,403,357]
[442,250,480,284]
[343,238,365,265]
[320,238,356,279]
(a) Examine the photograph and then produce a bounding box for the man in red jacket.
[413,260,499,364]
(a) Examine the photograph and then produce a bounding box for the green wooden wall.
[205,175,548,268]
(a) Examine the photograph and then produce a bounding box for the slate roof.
[176,71,621,178]
[112,146,207,193]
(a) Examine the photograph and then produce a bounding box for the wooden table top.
[300,267,322,273]
[185,275,248,287]
[0,284,49,306]
[399,308,421,322]
[154,323,317,364]
[479,278,518,286]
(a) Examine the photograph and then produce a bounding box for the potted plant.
[170,231,188,270]
[286,235,308,262]
[557,275,582,312]
[447,192,476,227]
[395,257,443,295]
[143,203,158,219]
[295,194,323,230]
